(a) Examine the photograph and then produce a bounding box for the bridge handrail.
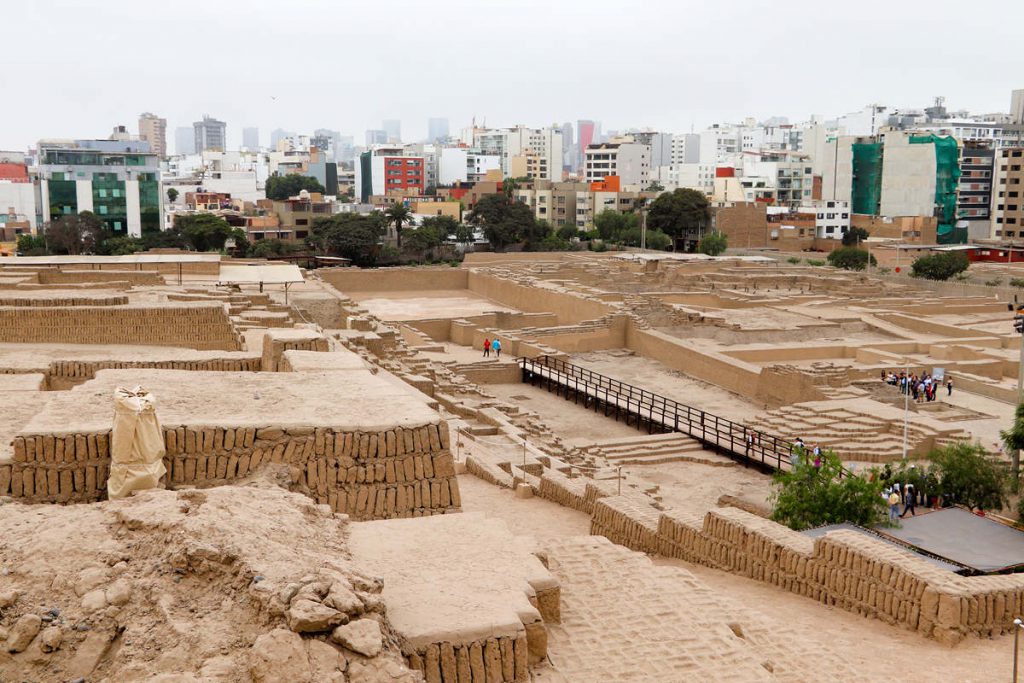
[517,354,846,475]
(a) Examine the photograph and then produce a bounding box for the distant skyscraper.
[382,119,401,143]
[193,115,226,152]
[174,126,195,155]
[242,127,260,150]
[365,129,388,146]
[561,122,574,172]
[270,128,294,151]
[577,120,597,170]
[1012,89,1024,125]
[312,128,342,160]
[137,112,167,157]
[337,135,355,162]
[428,118,449,142]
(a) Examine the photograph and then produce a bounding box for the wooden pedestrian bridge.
[517,355,796,474]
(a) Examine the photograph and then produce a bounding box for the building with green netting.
[823,131,964,244]
[35,139,162,237]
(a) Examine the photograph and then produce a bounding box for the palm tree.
[1001,402,1024,487]
[384,202,412,248]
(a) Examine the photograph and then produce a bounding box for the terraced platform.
[575,432,737,467]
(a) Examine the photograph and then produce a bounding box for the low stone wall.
[2,422,460,522]
[0,304,242,350]
[36,269,165,286]
[585,496,1024,646]
[406,635,529,683]
[44,357,262,390]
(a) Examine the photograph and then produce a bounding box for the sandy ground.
[571,351,764,423]
[484,382,640,447]
[350,290,517,321]
[633,460,772,514]
[457,473,592,540]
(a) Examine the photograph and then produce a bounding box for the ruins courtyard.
[2,250,1024,681]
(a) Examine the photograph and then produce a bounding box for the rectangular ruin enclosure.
[3,369,460,520]
[349,512,558,682]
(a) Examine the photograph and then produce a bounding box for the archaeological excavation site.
[3,250,1024,682]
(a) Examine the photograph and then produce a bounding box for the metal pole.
[1015,618,1021,683]
[1015,331,1024,485]
[902,358,910,459]
[617,467,622,495]
[523,439,527,468]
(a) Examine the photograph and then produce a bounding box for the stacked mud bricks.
[45,358,261,389]
[583,493,1024,646]
[0,295,129,307]
[0,304,241,350]
[35,269,164,286]
[0,420,460,522]
[407,634,530,683]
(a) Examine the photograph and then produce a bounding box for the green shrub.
[806,259,826,267]
[786,256,801,264]
[1010,278,1024,288]
[928,441,1007,511]
[878,267,892,274]
[697,231,728,256]
[826,246,876,271]
[911,251,969,280]
[985,277,1004,287]
[590,241,608,252]
[770,450,886,530]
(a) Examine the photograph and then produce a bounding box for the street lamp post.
[1014,618,1023,683]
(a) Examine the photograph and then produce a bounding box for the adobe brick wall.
[36,270,164,286]
[0,304,242,350]
[1,421,459,522]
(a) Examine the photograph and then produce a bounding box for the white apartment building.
[438,148,501,185]
[670,134,700,165]
[815,200,851,239]
[699,124,745,165]
[474,126,562,180]
[650,163,715,193]
[584,141,650,186]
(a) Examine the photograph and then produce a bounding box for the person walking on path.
[482,338,491,357]
[492,338,502,359]
[947,378,953,396]
[900,483,917,517]
[887,489,901,524]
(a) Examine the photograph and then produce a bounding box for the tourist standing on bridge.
[492,338,502,359]
[483,338,491,357]
[947,378,953,396]
[887,488,901,524]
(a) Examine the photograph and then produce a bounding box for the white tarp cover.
[107,386,167,499]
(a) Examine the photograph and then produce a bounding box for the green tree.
[697,231,728,256]
[265,174,326,201]
[645,181,665,192]
[911,251,969,280]
[166,188,179,204]
[16,233,47,256]
[453,223,476,245]
[556,224,580,241]
[423,185,437,196]
[928,441,1007,511]
[140,225,187,250]
[466,194,536,251]
[841,226,869,247]
[103,236,145,255]
[250,238,302,258]
[618,227,672,250]
[646,188,709,240]
[522,219,553,251]
[770,451,886,530]
[175,214,235,251]
[307,212,385,267]
[1000,403,1024,487]
[827,246,875,270]
[593,210,638,241]
[404,216,451,253]
[384,202,412,248]
[44,211,108,255]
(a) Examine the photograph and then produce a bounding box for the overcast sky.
[5,0,1022,153]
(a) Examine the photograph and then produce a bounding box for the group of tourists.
[482,337,502,358]
[882,371,951,402]
[884,479,919,523]
[789,437,823,468]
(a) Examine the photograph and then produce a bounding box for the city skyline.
[5,0,1023,152]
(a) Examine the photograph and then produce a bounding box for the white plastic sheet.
[107,386,167,499]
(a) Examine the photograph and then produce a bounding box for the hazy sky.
[5,0,1023,153]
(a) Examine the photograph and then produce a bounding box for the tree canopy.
[697,231,728,256]
[646,188,709,239]
[466,194,538,251]
[307,212,385,266]
[593,210,639,241]
[770,450,886,530]
[384,202,413,248]
[405,215,458,252]
[928,441,1007,511]
[44,211,108,255]
[841,226,869,247]
[911,251,969,280]
[265,174,326,201]
[174,214,244,252]
[827,246,875,270]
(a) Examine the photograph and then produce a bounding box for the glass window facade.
[92,172,127,234]
[138,172,160,233]
[47,179,77,221]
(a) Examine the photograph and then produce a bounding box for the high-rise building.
[242,127,260,150]
[193,115,227,152]
[36,138,162,236]
[174,126,195,155]
[992,147,1024,239]
[365,129,388,146]
[270,128,294,151]
[576,120,597,171]
[382,119,401,143]
[1011,89,1024,125]
[584,141,651,186]
[137,112,167,158]
[428,118,449,142]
